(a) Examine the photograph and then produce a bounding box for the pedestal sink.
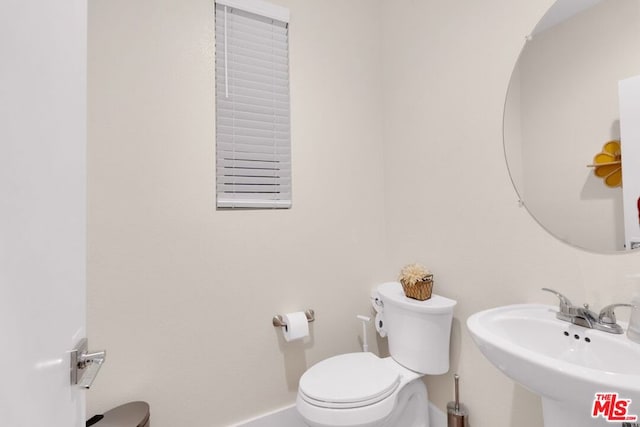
[467,304,640,427]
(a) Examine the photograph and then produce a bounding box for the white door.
[1,0,88,426]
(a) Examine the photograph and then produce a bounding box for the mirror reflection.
[504,0,640,253]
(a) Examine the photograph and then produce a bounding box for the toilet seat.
[299,353,400,409]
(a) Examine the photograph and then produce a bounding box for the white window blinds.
[215,0,291,209]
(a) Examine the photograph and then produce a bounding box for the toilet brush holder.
[447,374,468,427]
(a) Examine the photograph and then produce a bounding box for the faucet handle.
[541,288,573,312]
[598,303,634,325]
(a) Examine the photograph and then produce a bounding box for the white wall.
[382,0,640,426]
[87,1,640,427]
[87,1,387,426]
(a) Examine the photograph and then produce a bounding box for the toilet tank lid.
[377,282,457,313]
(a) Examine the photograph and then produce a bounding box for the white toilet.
[296,282,456,427]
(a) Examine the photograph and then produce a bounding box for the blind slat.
[215,68,289,89]
[217,99,288,117]
[224,47,287,66]
[217,129,291,141]
[217,182,292,192]
[217,106,289,120]
[219,177,292,183]
[219,96,288,111]
[216,80,289,99]
[218,143,290,156]
[216,168,282,178]
[215,24,288,52]
[218,192,291,200]
[215,54,289,75]
[218,85,289,104]
[217,136,290,148]
[217,116,289,131]
[218,138,290,146]
[218,156,291,167]
[224,45,288,63]
[217,198,292,209]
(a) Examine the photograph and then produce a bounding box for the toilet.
[296,282,456,427]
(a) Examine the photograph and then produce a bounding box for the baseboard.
[232,402,447,427]
[231,404,304,427]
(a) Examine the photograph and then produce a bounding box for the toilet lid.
[299,353,400,408]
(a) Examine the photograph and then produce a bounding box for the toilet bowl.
[296,352,427,427]
[296,282,456,427]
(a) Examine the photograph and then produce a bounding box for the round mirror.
[504,0,640,253]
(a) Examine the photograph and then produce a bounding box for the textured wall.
[88,1,387,425]
[88,1,640,426]
[381,0,640,426]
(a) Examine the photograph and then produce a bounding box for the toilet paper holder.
[272,309,315,329]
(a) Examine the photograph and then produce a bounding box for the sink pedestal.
[542,398,608,427]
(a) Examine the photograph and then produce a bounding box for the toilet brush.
[447,374,468,427]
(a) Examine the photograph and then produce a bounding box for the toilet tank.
[377,282,456,374]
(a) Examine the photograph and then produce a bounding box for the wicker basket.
[400,274,434,301]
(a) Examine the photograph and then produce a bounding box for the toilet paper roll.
[375,313,387,338]
[282,312,309,342]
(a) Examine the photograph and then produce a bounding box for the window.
[214,0,291,209]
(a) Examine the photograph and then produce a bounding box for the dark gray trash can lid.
[97,401,150,427]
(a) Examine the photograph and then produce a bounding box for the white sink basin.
[467,304,640,427]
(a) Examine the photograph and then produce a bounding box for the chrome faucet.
[541,288,633,334]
